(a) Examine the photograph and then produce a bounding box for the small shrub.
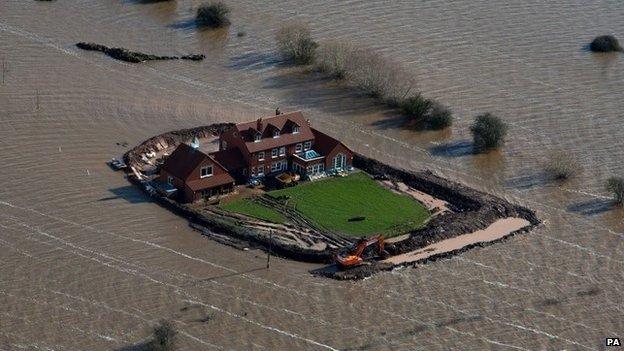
[606,177,624,205]
[427,102,453,130]
[275,22,317,65]
[400,95,452,130]
[544,152,580,180]
[401,94,433,124]
[590,35,622,52]
[315,40,356,79]
[470,113,507,150]
[147,320,177,351]
[196,2,231,28]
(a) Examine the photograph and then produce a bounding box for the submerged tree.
[147,320,177,351]
[606,177,624,205]
[544,151,581,180]
[275,22,317,65]
[196,2,231,28]
[470,113,507,151]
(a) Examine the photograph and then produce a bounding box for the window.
[258,151,265,161]
[257,164,264,176]
[254,134,261,142]
[243,168,247,176]
[293,126,300,134]
[167,176,174,185]
[304,141,312,150]
[271,160,286,173]
[222,141,228,150]
[333,153,346,170]
[273,130,280,138]
[200,165,213,178]
[271,148,278,158]
[279,146,286,156]
[295,143,302,153]
[251,167,256,177]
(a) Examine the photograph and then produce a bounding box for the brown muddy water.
[1,0,623,350]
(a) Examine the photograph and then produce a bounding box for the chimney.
[275,107,281,115]
[190,136,200,149]
[256,118,263,131]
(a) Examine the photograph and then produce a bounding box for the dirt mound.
[76,42,205,63]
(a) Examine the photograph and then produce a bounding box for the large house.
[160,111,354,202]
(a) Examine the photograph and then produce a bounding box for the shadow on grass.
[428,140,474,158]
[567,198,615,216]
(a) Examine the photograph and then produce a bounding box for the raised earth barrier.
[76,42,206,63]
[123,123,540,280]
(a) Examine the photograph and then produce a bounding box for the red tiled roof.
[186,173,235,191]
[162,143,209,180]
[210,148,246,171]
[162,143,235,191]
[310,128,348,156]
[234,111,314,153]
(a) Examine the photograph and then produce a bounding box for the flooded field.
[1,0,623,349]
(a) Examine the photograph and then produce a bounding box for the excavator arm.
[335,234,387,268]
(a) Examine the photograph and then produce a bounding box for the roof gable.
[310,128,351,156]
[162,143,227,180]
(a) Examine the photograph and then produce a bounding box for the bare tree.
[275,22,317,65]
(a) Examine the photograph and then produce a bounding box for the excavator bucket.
[335,234,386,268]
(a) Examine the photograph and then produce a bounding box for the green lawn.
[267,172,430,237]
[220,198,287,223]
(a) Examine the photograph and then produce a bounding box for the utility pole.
[266,231,272,269]
[1,58,6,85]
[35,89,40,111]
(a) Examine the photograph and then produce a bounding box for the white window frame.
[295,143,302,153]
[167,176,174,184]
[333,153,346,170]
[251,167,256,177]
[258,151,265,161]
[292,126,300,134]
[273,130,280,138]
[254,134,261,142]
[271,148,278,158]
[200,165,213,178]
[279,146,286,156]
[304,141,312,150]
[257,164,264,176]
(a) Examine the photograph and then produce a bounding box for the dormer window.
[254,134,261,142]
[258,151,265,161]
[273,130,280,138]
[200,165,213,178]
[292,126,300,134]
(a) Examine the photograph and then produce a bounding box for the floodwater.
[1,0,623,350]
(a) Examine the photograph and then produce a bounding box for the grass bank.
[220,198,287,223]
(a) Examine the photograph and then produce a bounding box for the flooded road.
[1,0,623,349]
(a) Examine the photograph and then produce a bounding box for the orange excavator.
[335,234,389,268]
